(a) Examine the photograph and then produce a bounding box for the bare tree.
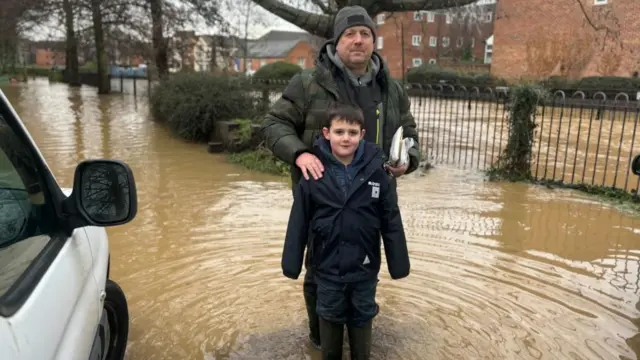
[149,0,168,77]
[248,0,478,39]
[0,0,51,73]
[223,0,272,74]
[63,0,81,86]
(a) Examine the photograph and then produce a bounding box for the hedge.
[406,64,508,87]
[149,72,258,142]
[252,61,302,81]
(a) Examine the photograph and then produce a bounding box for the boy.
[281,104,411,360]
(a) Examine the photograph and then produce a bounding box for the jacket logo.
[368,181,380,199]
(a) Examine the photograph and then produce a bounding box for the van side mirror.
[632,155,640,176]
[69,159,138,227]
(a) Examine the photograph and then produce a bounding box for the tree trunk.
[210,40,217,71]
[63,0,80,87]
[250,0,478,39]
[0,20,19,74]
[91,0,110,94]
[150,0,168,79]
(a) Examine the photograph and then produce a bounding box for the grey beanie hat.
[333,6,377,42]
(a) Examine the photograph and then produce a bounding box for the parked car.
[0,89,137,360]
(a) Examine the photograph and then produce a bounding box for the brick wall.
[492,0,640,81]
[35,49,66,67]
[284,41,316,70]
[376,10,495,79]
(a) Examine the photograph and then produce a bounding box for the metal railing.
[242,81,640,196]
[407,85,640,196]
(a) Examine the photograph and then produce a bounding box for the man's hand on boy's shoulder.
[295,152,324,180]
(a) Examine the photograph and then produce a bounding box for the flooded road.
[2,79,640,359]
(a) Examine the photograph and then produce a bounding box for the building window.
[484,36,493,64]
[427,12,435,22]
[485,12,493,22]
[442,37,450,47]
[428,59,437,65]
[457,37,463,48]
[594,0,607,4]
[471,38,475,48]
[484,50,492,64]
[377,36,384,50]
[429,36,437,47]
[377,13,385,24]
[412,35,421,46]
[260,59,266,67]
[445,13,452,24]
[298,57,305,68]
[413,11,423,21]
[412,58,423,67]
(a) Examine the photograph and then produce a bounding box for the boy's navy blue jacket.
[281,137,410,283]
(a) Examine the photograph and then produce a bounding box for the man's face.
[322,118,365,159]
[335,26,374,69]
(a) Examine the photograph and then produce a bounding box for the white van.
[0,88,137,360]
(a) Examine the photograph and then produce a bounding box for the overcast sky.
[25,3,306,41]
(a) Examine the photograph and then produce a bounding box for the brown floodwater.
[2,79,640,360]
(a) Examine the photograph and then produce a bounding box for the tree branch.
[574,0,604,31]
[310,0,332,14]
[250,0,479,39]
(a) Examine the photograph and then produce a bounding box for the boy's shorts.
[314,275,379,328]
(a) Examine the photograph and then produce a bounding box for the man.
[260,5,420,351]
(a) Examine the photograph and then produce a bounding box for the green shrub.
[80,61,98,73]
[488,84,549,181]
[577,76,640,91]
[227,146,290,177]
[406,64,506,87]
[406,64,460,84]
[539,76,640,93]
[226,119,264,153]
[48,71,63,82]
[252,61,302,81]
[538,76,575,90]
[149,72,258,142]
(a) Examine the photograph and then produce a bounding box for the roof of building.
[257,30,312,42]
[246,39,302,58]
[245,30,314,58]
[486,34,493,45]
[199,34,244,49]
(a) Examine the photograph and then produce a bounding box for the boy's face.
[322,118,365,159]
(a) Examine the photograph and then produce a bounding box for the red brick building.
[241,31,323,74]
[32,41,66,67]
[375,1,496,79]
[491,0,640,81]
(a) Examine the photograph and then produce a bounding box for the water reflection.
[1,81,638,359]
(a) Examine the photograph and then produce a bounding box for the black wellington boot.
[303,244,321,349]
[347,320,373,360]
[319,317,344,360]
[303,287,321,349]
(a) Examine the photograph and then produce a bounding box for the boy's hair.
[323,104,365,130]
